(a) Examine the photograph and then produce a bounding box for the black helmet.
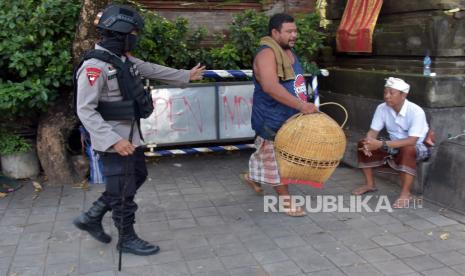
[97,5,144,34]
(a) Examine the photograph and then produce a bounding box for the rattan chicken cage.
[274,103,347,184]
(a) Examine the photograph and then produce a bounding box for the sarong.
[358,140,431,176]
[248,136,281,185]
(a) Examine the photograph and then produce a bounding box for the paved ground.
[1,150,465,276]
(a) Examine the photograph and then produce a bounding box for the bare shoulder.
[254,48,277,70]
[255,47,276,62]
[253,48,278,83]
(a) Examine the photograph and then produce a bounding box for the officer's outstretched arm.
[127,55,191,85]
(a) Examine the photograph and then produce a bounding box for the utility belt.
[93,150,120,157]
[94,147,143,157]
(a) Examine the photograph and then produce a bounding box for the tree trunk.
[36,0,110,185]
[72,0,111,65]
[36,94,78,185]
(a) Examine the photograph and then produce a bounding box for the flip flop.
[351,185,378,196]
[240,173,263,194]
[0,175,23,193]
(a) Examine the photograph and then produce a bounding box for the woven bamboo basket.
[274,103,347,184]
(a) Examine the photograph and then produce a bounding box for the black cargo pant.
[96,147,147,229]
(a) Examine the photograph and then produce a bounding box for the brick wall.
[288,0,315,14]
[157,10,237,34]
[137,0,316,36]
[262,0,315,15]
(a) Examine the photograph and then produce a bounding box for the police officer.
[73,4,205,256]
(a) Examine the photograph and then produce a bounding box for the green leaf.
[41,90,48,101]
[19,68,27,77]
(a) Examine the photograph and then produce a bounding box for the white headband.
[385,77,410,93]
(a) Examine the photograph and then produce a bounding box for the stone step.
[318,68,465,108]
[320,56,465,74]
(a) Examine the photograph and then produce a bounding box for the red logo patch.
[86,67,101,86]
[294,74,307,101]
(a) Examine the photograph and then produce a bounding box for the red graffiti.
[222,95,253,130]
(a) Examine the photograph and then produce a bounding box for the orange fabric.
[336,0,383,53]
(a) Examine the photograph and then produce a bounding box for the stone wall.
[322,0,465,72]
[320,0,465,211]
[320,0,465,144]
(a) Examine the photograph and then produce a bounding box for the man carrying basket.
[241,13,318,217]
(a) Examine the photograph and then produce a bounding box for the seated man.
[352,77,432,208]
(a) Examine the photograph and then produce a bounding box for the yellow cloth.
[259,36,295,81]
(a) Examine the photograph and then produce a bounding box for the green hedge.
[0,130,32,155]
[0,0,80,119]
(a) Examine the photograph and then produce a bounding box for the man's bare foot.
[240,173,263,194]
[351,185,378,195]
[392,195,413,208]
[281,196,306,217]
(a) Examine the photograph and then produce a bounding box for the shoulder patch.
[86,67,101,86]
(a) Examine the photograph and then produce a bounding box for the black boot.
[117,225,160,256]
[73,199,112,243]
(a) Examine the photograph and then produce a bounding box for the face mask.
[99,35,125,56]
[126,34,139,52]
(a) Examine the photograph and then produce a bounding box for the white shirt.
[370,99,429,144]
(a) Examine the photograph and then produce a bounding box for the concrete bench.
[423,136,465,212]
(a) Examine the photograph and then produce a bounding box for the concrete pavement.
[1,150,465,276]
